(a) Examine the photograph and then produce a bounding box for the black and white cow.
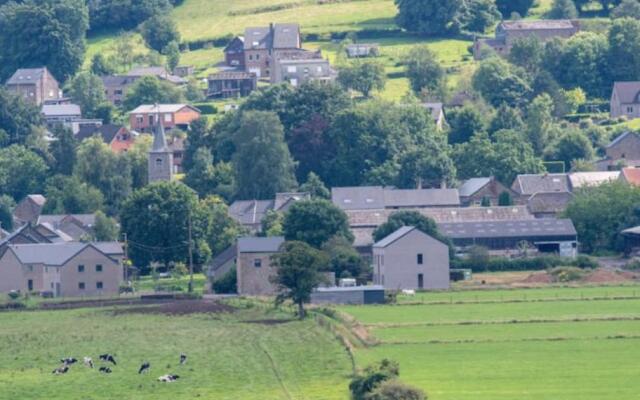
[157,374,179,382]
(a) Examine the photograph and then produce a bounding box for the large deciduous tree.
[495,0,535,17]
[43,175,104,214]
[0,88,43,146]
[283,199,353,248]
[140,13,181,53]
[0,0,89,82]
[0,145,48,201]
[608,18,640,83]
[472,57,532,108]
[395,0,464,36]
[337,61,386,97]
[123,76,185,111]
[404,46,447,98]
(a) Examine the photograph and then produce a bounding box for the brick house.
[5,67,61,105]
[76,124,136,153]
[596,131,640,170]
[0,242,124,297]
[474,20,579,59]
[101,75,139,106]
[244,23,303,78]
[224,36,246,67]
[129,104,201,133]
[610,81,640,119]
[207,71,257,98]
[459,177,518,206]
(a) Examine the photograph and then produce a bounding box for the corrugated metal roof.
[237,236,284,253]
[438,219,577,239]
[332,186,460,210]
[42,104,81,117]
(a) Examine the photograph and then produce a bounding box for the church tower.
[148,108,174,183]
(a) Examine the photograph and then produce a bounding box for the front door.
[417,274,424,289]
[55,283,61,297]
[27,279,33,291]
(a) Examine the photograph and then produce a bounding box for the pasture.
[0,301,352,399]
[339,284,640,400]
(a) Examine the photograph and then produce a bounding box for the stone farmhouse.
[235,236,284,296]
[610,81,640,119]
[5,67,62,105]
[595,131,640,170]
[474,19,579,59]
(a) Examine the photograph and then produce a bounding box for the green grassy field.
[339,284,640,400]
[0,303,351,399]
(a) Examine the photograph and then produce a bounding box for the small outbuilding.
[311,286,385,305]
[372,226,450,290]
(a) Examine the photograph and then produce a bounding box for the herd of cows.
[52,353,187,383]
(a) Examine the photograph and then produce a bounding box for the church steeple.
[148,105,174,183]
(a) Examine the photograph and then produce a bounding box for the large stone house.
[0,242,124,297]
[596,131,640,170]
[458,177,517,206]
[372,226,450,290]
[101,75,139,106]
[129,104,201,132]
[236,236,284,296]
[474,20,579,59]
[5,67,61,105]
[610,81,640,119]
[244,23,303,78]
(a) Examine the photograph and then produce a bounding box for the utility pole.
[123,233,129,282]
[188,210,194,293]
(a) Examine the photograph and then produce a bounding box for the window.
[627,106,634,113]
[164,113,172,122]
[155,158,163,168]
[417,254,423,265]
[254,258,262,268]
[249,55,253,61]
[96,265,103,273]
[148,115,155,125]
[418,274,424,289]
[78,265,85,273]
[78,282,85,290]
[27,279,33,291]
[317,66,322,73]
[256,54,260,60]
[290,78,298,87]
[136,115,143,124]
[27,265,33,272]
[96,282,103,290]
[287,66,297,73]
[114,90,123,95]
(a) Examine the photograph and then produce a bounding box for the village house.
[0,242,124,297]
[372,226,450,290]
[101,75,139,106]
[207,71,257,98]
[610,81,640,119]
[458,177,517,207]
[229,192,310,232]
[596,131,640,170]
[271,57,334,86]
[527,191,574,219]
[421,102,446,130]
[224,36,245,67]
[620,167,640,186]
[0,223,71,256]
[36,214,97,241]
[173,65,194,78]
[235,236,284,296]
[127,66,187,85]
[568,171,620,190]
[474,19,579,59]
[331,186,460,212]
[244,23,303,78]
[12,195,47,226]
[345,43,379,58]
[41,103,81,126]
[76,124,136,153]
[5,67,61,105]
[511,173,571,199]
[129,104,201,132]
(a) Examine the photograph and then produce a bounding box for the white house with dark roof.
[372,226,449,290]
[611,81,640,119]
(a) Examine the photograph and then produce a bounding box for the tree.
[366,380,426,400]
[43,175,104,214]
[350,359,400,400]
[0,145,48,201]
[608,18,640,83]
[489,104,524,134]
[184,147,234,200]
[123,76,185,111]
[495,0,535,17]
[323,236,368,283]
[120,182,199,269]
[460,0,501,33]
[199,196,244,256]
[299,172,330,199]
[0,195,15,232]
[164,41,181,72]
[395,0,464,36]
[67,72,110,119]
[140,14,180,52]
[270,241,328,318]
[93,210,119,241]
[498,191,513,206]
[283,199,353,248]
[90,54,116,76]
[261,210,284,237]
[232,111,297,199]
[373,211,447,245]
[447,104,486,144]
[395,143,456,189]
[0,0,89,82]
[0,88,43,146]
[612,0,640,18]
[404,46,446,98]
[472,57,532,107]
[48,125,77,175]
[337,61,386,97]
[126,134,152,190]
[548,0,579,18]
[508,37,544,74]
[525,94,554,155]
[546,128,595,170]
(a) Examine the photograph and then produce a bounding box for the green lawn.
[0,304,351,399]
[134,273,208,294]
[338,284,640,400]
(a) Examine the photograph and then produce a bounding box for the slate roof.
[37,214,96,228]
[512,174,570,195]
[42,104,81,117]
[568,171,620,189]
[101,75,138,86]
[129,104,200,114]
[438,219,577,240]
[244,27,272,49]
[208,244,237,276]
[527,191,574,214]
[501,19,576,31]
[13,195,46,224]
[229,200,275,226]
[76,124,125,143]
[372,226,415,248]
[612,82,640,104]
[244,24,300,50]
[458,177,492,197]
[6,68,47,85]
[208,71,256,80]
[607,131,640,149]
[331,186,460,211]
[8,242,122,266]
[237,236,284,253]
[332,186,385,210]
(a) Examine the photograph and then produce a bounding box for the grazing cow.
[138,362,150,374]
[157,374,179,382]
[179,353,187,365]
[99,354,117,365]
[60,357,78,365]
[52,365,69,374]
[401,289,416,296]
[83,357,93,368]
[99,367,112,374]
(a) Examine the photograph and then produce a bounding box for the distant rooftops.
[42,103,81,117]
[438,218,577,240]
[6,67,49,85]
[244,23,300,50]
[500,19,578,31]
[331,186,460,211]
[512,174,570,196]
[129,104,200,114]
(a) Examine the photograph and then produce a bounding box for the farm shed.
[311,286,385,305]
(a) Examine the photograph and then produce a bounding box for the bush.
[212,268,237,294]
[451,255,598,273]
[350,359,400,400]
[194,103,217,115]
[365,380,426,400]
[548,267,587,282]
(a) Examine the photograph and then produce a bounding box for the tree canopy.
[283,199,354,248]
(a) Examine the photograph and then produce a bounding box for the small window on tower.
[156,158,163,168]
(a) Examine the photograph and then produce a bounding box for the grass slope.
[339,285,640,400]
[0,305,351,399]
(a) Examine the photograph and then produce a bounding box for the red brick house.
[76,124,136,153]
[128,104,201,133]
[224,36,245,67]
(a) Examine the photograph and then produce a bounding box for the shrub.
[212,268,237,294]
[451,254,598,273]
[350,359,399,400]
[548,267,587,282]
[194,103,217,115]
[365,380,426,400]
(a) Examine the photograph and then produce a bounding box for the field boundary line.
[396,295,640,307]
[364,316,640,328]
[377,334,640,346]
[258,340,294,400]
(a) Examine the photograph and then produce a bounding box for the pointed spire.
[152,104,168,151]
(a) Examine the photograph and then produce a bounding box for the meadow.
[339,284,640,400]
[0,302,352,400]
